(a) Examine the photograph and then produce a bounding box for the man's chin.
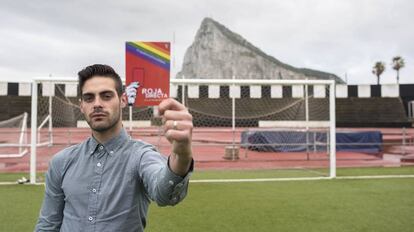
[88,119,119,132]
[88,121,111,132]
[91,125,111,132]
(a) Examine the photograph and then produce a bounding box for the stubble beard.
[87,107,121,133]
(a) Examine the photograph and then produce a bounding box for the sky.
[0,0,413,84]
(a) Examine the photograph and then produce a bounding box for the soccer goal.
[0,112,29,158]
[0,110,55,159]
[170,78,336,179]
[29,77,157,183]
[29,77,335,183]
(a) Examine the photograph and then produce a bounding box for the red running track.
[0,127,413,172]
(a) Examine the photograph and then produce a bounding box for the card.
[125,41,170,106]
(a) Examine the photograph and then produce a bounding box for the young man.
[35,64,193,231]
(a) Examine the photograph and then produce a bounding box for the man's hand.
[126,82,140,106]
[158,98,193,176]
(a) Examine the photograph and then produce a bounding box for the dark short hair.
[78,64,123,96]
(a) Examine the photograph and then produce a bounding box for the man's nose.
[93,96,104,108]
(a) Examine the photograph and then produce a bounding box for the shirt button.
[88,216,93,221]
[99,146,103,150]
[168,180,174,186]
[97,162,102,167]
[90,151,94,155]
[110,151,114,154]
[92,188,97,193]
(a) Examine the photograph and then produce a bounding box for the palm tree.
[392,56,405,84]
[372,61,385,85]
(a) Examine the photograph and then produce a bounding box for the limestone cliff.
[177,18,344,83]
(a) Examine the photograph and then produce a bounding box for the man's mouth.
[91,113,107,118]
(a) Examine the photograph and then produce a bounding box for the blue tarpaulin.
[241,131,382,153]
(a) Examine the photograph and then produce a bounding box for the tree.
[392,56,405,84]
[372,61,385,85]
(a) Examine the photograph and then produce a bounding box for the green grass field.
[1,167,414,232]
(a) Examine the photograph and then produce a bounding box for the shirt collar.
[87,128,129,156]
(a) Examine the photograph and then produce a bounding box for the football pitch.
[1,167,414,232]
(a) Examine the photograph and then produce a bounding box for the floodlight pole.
[30,81,38,184]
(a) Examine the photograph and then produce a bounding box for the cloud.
[0,0,413,84]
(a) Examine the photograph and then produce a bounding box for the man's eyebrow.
[82,90,115,96]
[100,90,115,95]
[82,92,94,97]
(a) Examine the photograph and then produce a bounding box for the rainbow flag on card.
[126,41,170,106]
[126,42,170,70]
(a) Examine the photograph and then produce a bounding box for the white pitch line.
[335,175,414,180]
[0,182,18,185]
[190,175,414,183]
[0,182,44,186]
[190,176,332,183]
[1,175,414,185]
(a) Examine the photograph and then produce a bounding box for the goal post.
[31,77,80,184]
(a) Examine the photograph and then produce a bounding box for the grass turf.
[0,167,414,231]
[146,178,414,232]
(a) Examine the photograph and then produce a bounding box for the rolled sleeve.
[163,157,194,205]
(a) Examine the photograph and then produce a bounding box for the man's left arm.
[158,98,194,176]
[138,98,193,206]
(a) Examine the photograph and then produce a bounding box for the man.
[35,64,193,231]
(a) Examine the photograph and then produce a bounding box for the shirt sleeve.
[34,155,65,231]
[137,145,193,206]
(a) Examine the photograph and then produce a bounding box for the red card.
[125,41,170,106]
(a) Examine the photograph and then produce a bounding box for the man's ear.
[120,93,127,108]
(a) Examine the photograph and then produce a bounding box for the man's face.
[80,76,126,132]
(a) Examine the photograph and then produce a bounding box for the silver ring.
[173,120,178,130]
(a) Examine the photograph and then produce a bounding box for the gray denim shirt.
[35,128,193,232]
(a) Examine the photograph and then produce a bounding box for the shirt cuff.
[166,156,194,179]
[162,156,194,205]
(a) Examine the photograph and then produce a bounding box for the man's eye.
[82,96,94,102]
[102,93,113,100]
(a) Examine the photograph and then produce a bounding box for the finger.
[164,120,193,133]
[163,110,192,121]
[158,98,186,116]
[165,129,191,143]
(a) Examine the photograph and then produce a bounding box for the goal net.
[0,112,28,158]
[29,78,335,183]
